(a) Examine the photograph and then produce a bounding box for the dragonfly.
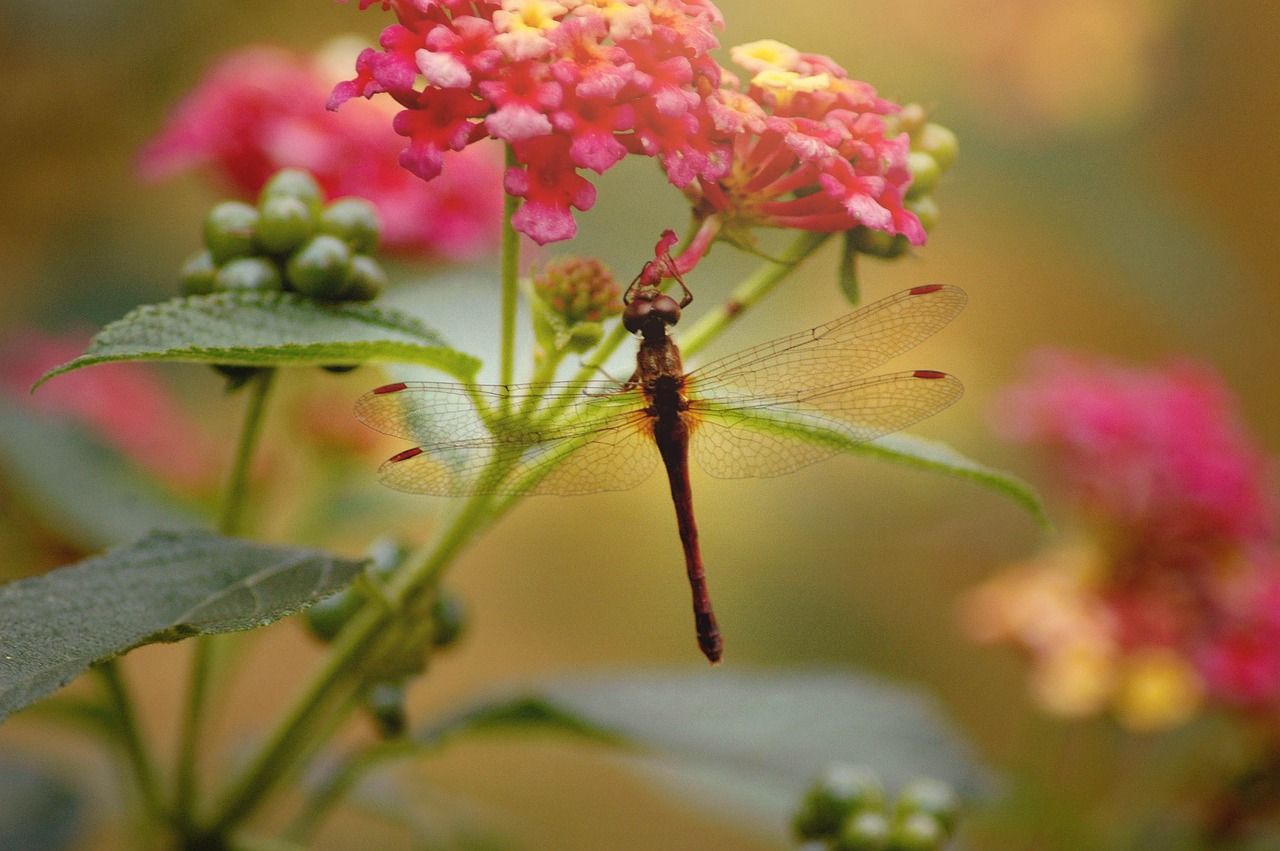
[355,246,966,664]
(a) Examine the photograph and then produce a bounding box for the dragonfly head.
[623,289,682,339]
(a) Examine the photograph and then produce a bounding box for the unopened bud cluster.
[531,256,622,356]
[792,764,960,851]
[852,106,959,260]
[181,168,387,303]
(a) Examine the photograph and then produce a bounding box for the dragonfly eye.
[649,294,682,326]
[622,298,652,334]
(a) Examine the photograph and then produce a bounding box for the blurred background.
[1,1,1277,848]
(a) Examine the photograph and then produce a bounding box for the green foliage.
[33,291,481,387]
[0,530,365,723]
[423,671,988,840]
[0,394,203,550]
[0,758,82,851]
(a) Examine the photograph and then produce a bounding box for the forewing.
[355,379,634,446]
[689,370,964,478]
[689,284,966,404]
[360,380,656,496]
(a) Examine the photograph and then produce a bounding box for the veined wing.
[355,380,659,496]
[688,284,966,404]
[688,369,963,479]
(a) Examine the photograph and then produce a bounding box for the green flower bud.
[260,168,325,216]
[337,254,387,302]
[368,537,411,580]
[835,811,891,851]
[916,123,958,172]
[431,591,467,650]
[214,257,283,293]
[894,779,958,836]
[180,250,218,296]
[203,201,259,264]
[852,227,910,260]
[564,320,605,354]
[286,235,353,300]
[366,681,408,739]
[793,764,886,841]
[905,196,940,234]
[304,588,362,643]
[319,198,381,254]
[905,152,940,201]
[256,196,317,255]
[888,813,946,851]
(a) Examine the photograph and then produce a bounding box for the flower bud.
[180,250,218,295]
[214,257,283,293]
[893,779,959,836]
[203,201,260,263]
[905,197,940,234]
[366,681,408,739]
[835,810,891,851]
[256,196,317,255]
[888,813,946,851]
[905,152,940,201]
[319,198,381,254]
[286,235,353,300]
[793,764,885,840]
[337,254,387,302]
[916,123,958,172]
[260,168,325,217]
[533,257,622,326]
[431,591,467,650]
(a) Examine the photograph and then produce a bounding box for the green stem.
[95,660,168,821]
[678,230,832,359]
[204,489,496,836]
[218,368,277,537]
[176,367,276,830]
[499,144,521,397]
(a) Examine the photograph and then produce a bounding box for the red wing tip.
[908,284,945,295]
[372,382,408,395]
[913,369,949,380]
[387,447,424,463]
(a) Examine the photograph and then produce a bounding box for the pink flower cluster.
[2,332,222,492]
[138,46,503,261]
[687,40,924,243]
[967,351,1280,729]
[332,0,729,245]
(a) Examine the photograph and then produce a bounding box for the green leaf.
[446,671,990,841]
[0,394,204,551]
[420,694,626,749]
[33,292,480,388]
[0,758,83,851]
[853,433,1048,527]
[0,530,366,723]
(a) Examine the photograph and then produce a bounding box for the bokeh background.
[1,1,1278,848]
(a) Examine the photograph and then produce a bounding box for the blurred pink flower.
[331,0,730,244]
[138,46,503,261]
[967,351,1280,729]
[1,331,222,492]
[995,350,1273,549]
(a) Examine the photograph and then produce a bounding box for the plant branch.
[678,230,832,359]
[499,144,521,398]
[176,367,276,831]
[95,660,168,822]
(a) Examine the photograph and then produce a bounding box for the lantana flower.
[685,40,927,247]
[332,0,730,244]
[964,351,1279,731]
[138,45,503,260]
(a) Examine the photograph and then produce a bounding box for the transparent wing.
[356,380,658,496]
[689,370,963,478]
[354,380,633,446]
[689,284,966,404]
